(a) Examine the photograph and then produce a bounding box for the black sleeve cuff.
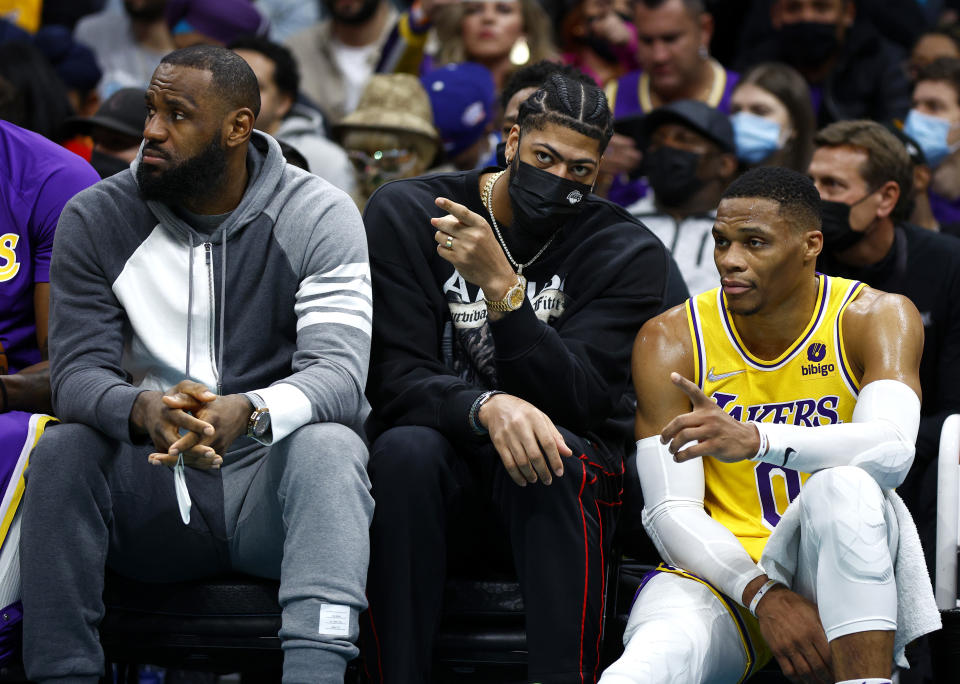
[440,388,487,442]
[488,298,546,361]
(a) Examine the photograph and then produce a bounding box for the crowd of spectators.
[3,0,960,682]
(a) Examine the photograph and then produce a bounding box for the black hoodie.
[363,168,682,455]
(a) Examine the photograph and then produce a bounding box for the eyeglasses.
[347,148,420,180]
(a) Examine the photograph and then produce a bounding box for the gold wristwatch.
[484,274,527,312]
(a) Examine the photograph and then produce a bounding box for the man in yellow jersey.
[601,166,940,684]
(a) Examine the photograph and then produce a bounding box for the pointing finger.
[670,372,712,408]
[435,196,482,226]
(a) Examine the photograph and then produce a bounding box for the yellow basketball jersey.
[685,275,865,561]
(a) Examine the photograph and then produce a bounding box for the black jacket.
[363,169,681,454]
[736,21,911,127]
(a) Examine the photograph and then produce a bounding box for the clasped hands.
[130,380,251,470]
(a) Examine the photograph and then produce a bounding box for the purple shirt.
[607,63,739,207]
[929,190,960,229]
[0,121,99,372]
[809,85,823,120]
[610,62,740,119]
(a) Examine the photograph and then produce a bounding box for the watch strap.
[483,274,526,312]
[244,392,268,439]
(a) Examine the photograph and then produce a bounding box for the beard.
[325,0,381,25]
[136,133,228,206]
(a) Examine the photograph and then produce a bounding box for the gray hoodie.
[48,130,371,444]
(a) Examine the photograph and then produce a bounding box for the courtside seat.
[432,574,528,682]
[99,569,607,682]
[100,570,283,679]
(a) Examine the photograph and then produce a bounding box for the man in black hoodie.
[362,72,683,683]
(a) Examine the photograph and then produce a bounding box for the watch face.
[252,410,271,438]
[507,286,525,309]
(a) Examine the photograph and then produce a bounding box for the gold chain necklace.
[482,170,557,275]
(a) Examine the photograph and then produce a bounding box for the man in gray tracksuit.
[19,45,373,683]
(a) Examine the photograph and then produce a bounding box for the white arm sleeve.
[636,435,765,606]
[754,379,919,490]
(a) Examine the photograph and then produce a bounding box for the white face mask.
[903,109,960,167]
[730,112,783,164]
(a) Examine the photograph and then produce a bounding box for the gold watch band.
[484,274,526,312]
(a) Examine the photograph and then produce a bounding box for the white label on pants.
[319,604,351,636]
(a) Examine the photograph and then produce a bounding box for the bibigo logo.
[802,342,833,376]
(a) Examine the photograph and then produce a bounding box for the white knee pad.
[798,466,897,641]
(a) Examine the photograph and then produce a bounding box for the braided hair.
[516,72,614,153]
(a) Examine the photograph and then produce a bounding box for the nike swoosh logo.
[783,447,797,467]
[706,367,745,382]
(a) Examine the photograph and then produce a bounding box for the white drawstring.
[173,453,191,524]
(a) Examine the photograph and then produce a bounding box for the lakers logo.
[0,234,20,282]
[566,190,583,204]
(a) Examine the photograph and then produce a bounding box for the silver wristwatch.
[244,392,271,440]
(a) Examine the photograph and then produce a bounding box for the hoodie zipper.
[204,242,220,391]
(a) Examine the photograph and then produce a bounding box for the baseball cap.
[421,62,495,160]
[615,99,736,154]
[165,0,270,45]
[32,25,102,92]
[62,88,146,140]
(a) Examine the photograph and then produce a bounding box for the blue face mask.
[903,109,960,167]
[730,112,782,164]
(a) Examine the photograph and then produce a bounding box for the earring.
[510,37,530,66]
[698,45,708,60]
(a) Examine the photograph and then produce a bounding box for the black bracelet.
[0,378,8,413]
[468,390,504,436]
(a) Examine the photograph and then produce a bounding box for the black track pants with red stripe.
[361,424,623,684]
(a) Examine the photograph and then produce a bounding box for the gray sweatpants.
[19,421,373,684]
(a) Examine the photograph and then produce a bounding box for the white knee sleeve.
[600,573,748,684]
[799,466,898,641]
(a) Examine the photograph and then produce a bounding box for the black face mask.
[496,140,508,168]
[645,146,704,207]
[325,0,381,25]
[779,22,840,67]
[819,199,868,252]
[508,157,592,239]
[582,34,619,64]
